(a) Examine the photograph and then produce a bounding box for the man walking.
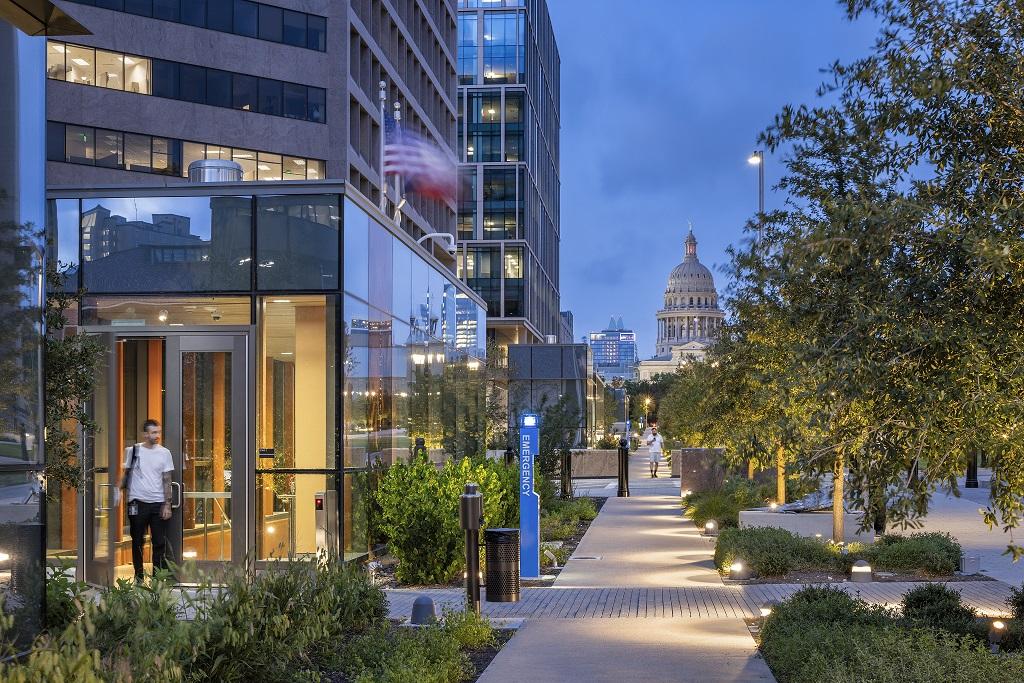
[118,419,175,580]
[646,425,664,478]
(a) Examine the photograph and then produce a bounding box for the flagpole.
[378,80,388,213]
[392,101,405,225]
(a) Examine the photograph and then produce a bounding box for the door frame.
[79,326,255,585]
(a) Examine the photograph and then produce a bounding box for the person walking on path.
[117,419,175,581]
[645,425,664,478]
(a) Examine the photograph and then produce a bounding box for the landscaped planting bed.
[759,584,1024,682]
[713,526,980,583]
[4,559,504,682]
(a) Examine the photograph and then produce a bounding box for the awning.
[0,0,90,36]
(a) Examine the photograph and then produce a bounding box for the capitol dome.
[666,231,717,295]
[653,228,724,357]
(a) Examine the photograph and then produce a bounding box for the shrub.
[377,457,519,584]
[760,586,1024,683]
[441,608,495,650]
[341,625,470,683]
[713,526,837,577]
[44,562,87,633]
[900,584,981,639]
[684,479,772,529]
[1007,585,1024,620]
[539,497,599,542]
[595,435,619,449]
[866,532,961,575]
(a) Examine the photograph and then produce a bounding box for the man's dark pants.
[128,500,170,578]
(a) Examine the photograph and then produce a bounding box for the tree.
[686,0,1024,551]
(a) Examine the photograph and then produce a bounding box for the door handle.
[171,481,182,509]
[97,483,114,512]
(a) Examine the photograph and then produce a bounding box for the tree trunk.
[747,459,755,480]
[776,446,786,504]
[832,455,845,543]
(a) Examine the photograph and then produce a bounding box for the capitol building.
[637,229,724,380]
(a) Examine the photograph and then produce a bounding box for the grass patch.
[539,497,598,542]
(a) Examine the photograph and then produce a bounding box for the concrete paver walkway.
[475,451,776,683]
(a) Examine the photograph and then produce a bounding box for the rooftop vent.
[188,159,243,183]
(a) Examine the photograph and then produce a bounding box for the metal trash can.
[484,528,520,602]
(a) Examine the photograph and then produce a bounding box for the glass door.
[166,335,248,572]
[82,332,249,584]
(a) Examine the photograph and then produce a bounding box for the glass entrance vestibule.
[46,183,488,584]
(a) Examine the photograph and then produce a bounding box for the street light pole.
[748,150,765,241]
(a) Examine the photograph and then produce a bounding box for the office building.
[0,0,88,644]
[46,180,487,584]
[637,228,724,380]
[589,317,638,382]
[455,0,560,346]
[47,0,459,243]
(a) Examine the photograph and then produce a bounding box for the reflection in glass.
[81,196,252,292]
[343,198,369,299]
[81,296,251,326]
[256,195,339,290]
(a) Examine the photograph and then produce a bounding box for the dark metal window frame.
[61,0,328,52]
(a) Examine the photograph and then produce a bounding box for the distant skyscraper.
[559,310,574,343]
[455,0,560,346]
[588,317,638,382]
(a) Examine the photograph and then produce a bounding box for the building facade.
[47,0,459,243]
[507,343,605,449]
[588,316,638,382]
[638,229,724,379]
[0,1,89,644]
[454,0,560,346]
[46,181,487,584]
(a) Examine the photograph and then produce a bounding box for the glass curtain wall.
[46,190,486,570]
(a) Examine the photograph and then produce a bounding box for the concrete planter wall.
[738,509,875,543]
[569,449,619,477]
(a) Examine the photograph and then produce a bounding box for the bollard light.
[704,520,718,537]
[410,595,437,625]
[989,620,1007,652]
[729,560,749,580]
[814,533,823,540]
[769,502,778,511]
[759,600,778,618]
[850,559,873,583]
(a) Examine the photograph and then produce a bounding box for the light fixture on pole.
[747,150,765,241]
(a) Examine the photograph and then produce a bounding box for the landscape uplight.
[989,620,1007,652]
[0,552,9,562]
[769,502,779,511]
[850,559,873,583]
[729,560,749,580]
[759,600,777,618]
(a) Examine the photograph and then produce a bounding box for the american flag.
[384,114,457,201]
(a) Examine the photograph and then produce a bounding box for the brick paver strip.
[386,581,1013,620]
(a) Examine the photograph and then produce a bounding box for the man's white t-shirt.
[123,444,174,503]
[647,433,664,453]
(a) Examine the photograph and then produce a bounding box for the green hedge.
[714,526,839,576]
[713,527,963,578]
[377,457,519,585]
[761,585,1024,683]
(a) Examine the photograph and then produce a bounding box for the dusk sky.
[548,1,880,358]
